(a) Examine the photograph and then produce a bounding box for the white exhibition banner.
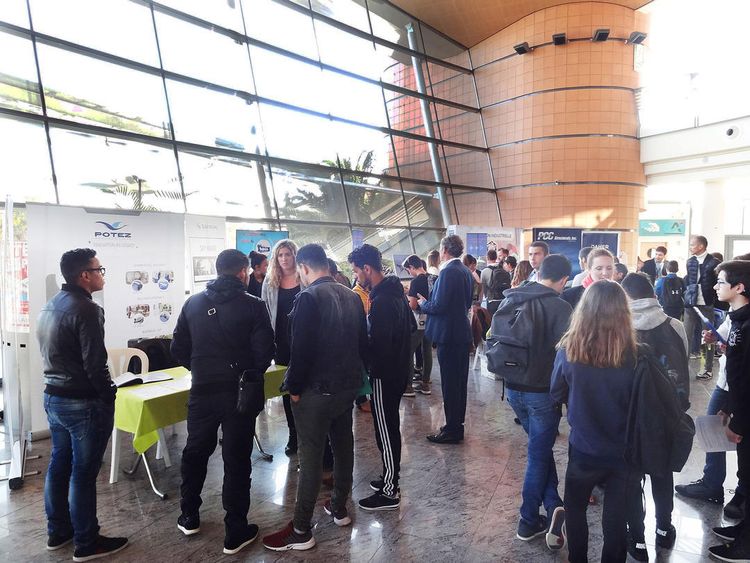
[185,214,226,295]
[26,204,185,433]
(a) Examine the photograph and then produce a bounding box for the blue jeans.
[703,386,747,496]
[506,389,563,525]
[44,394,114,549]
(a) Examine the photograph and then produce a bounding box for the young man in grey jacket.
[621,272,689,559]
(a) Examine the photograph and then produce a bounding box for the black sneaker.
[223,524,259,555]
[177,513,200,536]
[713,524,742,542]
[545,506,565,551]
[696,371,713,380]
[403,388,416,397]
[324,500,352,526]
[675,478,724,503]
[358,491,400,511]
[708,540,750,562]
[725,492,746,520]
[627,537,649,562]
[655,524,676,549]
[370,478,384,492]
[47,531,74,551]
[517,515,547,541]
[72,536,129,562]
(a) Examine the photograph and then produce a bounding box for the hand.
[718,410,729,425]
[417,293,427,307]
[719,343,727,353]
[725,426,743,444]
[290,394,300,403]
[702,330,717,344]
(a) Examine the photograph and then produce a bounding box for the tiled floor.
[0,356,740,562]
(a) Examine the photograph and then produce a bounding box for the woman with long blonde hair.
[550,281,638,563]
[261,239,301,454]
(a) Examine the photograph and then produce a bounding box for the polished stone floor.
[0,355,739,562]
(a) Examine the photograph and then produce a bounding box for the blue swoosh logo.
[96,221,127,231]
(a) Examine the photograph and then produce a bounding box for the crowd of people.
[35,232,750,562]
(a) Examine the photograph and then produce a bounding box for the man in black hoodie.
[490,254,572,549]
[348,244,414,511]
[171,249,274,555]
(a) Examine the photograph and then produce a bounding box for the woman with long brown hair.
[511,260,533,288]
[261,239,301,455]
[550,281,638,563]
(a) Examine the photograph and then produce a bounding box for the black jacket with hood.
[726,304,750,436]
[499,282,572,392]
[368,275,415,384]
[171,275,275,390]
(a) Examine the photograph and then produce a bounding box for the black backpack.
[486,296,546,384]
[636,319,690,411]
[661,276,685,309]
[485,265,511,301]
[624,348,695,477]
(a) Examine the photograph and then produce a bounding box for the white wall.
[640,116,750,259]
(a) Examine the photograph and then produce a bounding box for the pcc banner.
[532,228,583,276]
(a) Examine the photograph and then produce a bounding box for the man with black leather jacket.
[37,248,129,561]
[171,249,274,556]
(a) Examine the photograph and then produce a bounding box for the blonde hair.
[427,250,440,269]
[558,281,637,368]
[267,239,299,288]
[511,260,533,288]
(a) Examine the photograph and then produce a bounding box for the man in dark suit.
[641,245,668,284]
[417,235,473,444]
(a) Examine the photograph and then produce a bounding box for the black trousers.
[180,390,255,539]
[564,455,635,563]
[436,342,470,436]
[370,377,404,497]
[626,472,674,541]
[736,437,750,542]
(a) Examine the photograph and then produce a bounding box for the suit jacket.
[420,259,473,344]
[641,258,667,284]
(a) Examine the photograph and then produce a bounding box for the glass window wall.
[0,31,41,114]
[3,0,500,253]
[0,115,56,203]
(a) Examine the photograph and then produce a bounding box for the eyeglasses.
[83,267,106,276]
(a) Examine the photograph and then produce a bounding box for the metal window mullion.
[148,2,186,212]
[23,0,59,204]
[468,48,503,225]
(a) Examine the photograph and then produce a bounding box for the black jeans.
[564,453,635,563]
[180,389,255,539]
[626,472,674,541]
[436,342,470,436]
[291,388,358,531]
[736,437,750,543]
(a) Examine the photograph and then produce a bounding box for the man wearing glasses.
[37,248,129,561]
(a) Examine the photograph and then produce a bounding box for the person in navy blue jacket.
[417,235,473,444]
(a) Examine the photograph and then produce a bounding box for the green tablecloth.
[114,364,287,454]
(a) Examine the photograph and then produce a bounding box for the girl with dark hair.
[247,251,268,298]
[551,281,639,563]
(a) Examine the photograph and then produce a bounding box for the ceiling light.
[593,28,610,42]
[627,31,647,44]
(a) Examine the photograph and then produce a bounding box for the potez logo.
[94,220,132,238]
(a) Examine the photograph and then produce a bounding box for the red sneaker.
[262,521,316,551]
